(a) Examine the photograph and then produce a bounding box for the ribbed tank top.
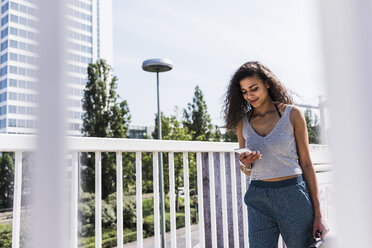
[242,105,303,180]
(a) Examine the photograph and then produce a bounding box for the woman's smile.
[249,98,259,104]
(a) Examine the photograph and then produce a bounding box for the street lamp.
[142,58,173,248]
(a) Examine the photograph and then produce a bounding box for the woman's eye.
[251,88,258,92]
[241,91,247,95]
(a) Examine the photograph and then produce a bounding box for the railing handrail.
[0,133,331,153]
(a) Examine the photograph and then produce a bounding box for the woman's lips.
[250,98,258,104]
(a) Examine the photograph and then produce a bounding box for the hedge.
[0,223,12,248]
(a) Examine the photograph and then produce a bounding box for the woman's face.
[239,76,270,108]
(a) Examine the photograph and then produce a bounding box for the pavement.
[121,224,200,248]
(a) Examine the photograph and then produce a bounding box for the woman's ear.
[264,82,270,89]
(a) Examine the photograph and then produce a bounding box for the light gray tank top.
[242,105,303,180]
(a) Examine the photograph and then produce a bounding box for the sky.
[112,0,327,127]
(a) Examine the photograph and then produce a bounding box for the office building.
[0,0,113,135]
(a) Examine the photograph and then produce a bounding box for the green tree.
[151,111,195,211]
[223,129,238,142]
[183,86,214,141]
[81,59,132,198]
[0,153,14,209]
[305,109,320,144]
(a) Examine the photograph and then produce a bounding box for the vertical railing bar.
[183,152,191,248]
[136,152,143,248]
[116,152,123,248]
[219,152,229,248]
[95,151,102,248]
[196,152,205,248]
[153,152,161,248]
[208,152,217,248]
[11,151,22,248]
[169,152,177,248]
[70,152,78,248]
[229,152,240,247]
[240,170,249,247]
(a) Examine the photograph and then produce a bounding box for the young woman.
[223,61,328,247]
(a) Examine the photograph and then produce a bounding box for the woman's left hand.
[313,216,329,239]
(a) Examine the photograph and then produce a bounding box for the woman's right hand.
[239,151,261,175]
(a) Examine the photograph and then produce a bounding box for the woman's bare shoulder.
[288,105,305,128]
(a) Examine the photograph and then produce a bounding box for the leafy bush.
[79,192,116,237]
[0,223,11,248]
[79,229,137,248]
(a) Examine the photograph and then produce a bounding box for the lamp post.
[142,58,173,248]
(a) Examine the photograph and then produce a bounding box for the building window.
[0,119,5,128]
[9,92,17,100]
[1,40,8,50]
[10,14,17,23]
[0,66,7,76]
[0,92,6,102]
[9,65,16,74]
[1,2,9,14]
[9,78,16,87]
[9,53,16,61]
[8,118,16,127]
[9,39,17,48]
[9,27,17,35]
[1,14,8,26]
[0,53,7,63]
[26,119,34,128]
[1,27,8,38]
[0,79,6,89]
[18,119,25,127]
[0,105,6,115]
[10,2,18,11]
[8,105,16,113]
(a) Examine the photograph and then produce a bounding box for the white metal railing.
[0,134,333,248]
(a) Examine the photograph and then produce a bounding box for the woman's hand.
[239,151,261,175]
[313,216,329,239]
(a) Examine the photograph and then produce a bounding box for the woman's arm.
[236,120,261,176]
[236,120,251,176]
[290,106,329,238]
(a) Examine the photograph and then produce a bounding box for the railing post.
[136,152,143,248]
[95,152,102,248]
[196,152,205,248]
[208,152,217,248]
[168,152,177,248]
[219,152,229,248]
[11,151,22,248]
[229,152,240,247]
[71,152,79,248]
[240,166,249,247]
[183,152,191,248]
[116,152,123,248]
[153,152,161,248]
[202,152,211,246]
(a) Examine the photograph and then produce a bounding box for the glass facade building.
[0,0,113,135]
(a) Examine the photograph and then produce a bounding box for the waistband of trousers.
[250,175,303,188]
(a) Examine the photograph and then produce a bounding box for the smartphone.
[234,148,253,155]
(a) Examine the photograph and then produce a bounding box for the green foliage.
[106,191,137,229]
[223,129,238,142]
[0,153,14,208]
[79,229,137,248]
[183,86,214,141]
[79,190,137,237]
[81,59,132,197]
[304,109,320,144]
[79,192,116,237]
[0,223,11,248]
[82,59,131,138]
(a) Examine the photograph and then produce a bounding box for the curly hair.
[223,61,293,130]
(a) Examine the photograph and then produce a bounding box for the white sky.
[112,0,327,127]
